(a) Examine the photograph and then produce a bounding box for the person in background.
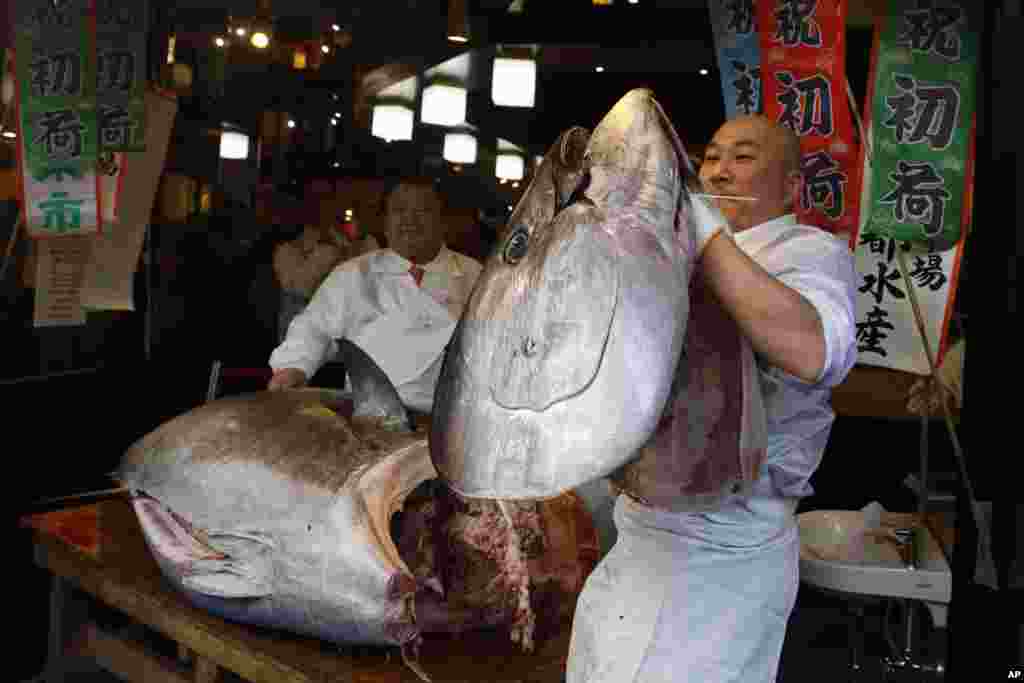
[267,177,481,414]
[272,207,380,343]
[566,114,859,683]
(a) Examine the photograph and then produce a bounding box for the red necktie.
[409,265,425,287]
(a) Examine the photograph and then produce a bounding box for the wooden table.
[24,499,572,683]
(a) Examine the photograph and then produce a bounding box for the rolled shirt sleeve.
[735,219,859,389]
[269,262,359,379]
[772,233,859,388]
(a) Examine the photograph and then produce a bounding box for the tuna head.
[432,88,698,500]
[118,389,435,649]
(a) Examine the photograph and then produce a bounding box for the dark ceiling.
[166,0,732,148]
[2,1,877,208]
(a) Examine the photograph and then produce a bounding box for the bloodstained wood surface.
[29,499,574,683]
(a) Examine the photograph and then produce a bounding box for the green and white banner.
[861,0,977,249]
[14,0,101,238]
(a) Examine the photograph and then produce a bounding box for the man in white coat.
[566,114,859,682]
[267,178,482,413]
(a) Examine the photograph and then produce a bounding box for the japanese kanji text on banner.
[756,0,861,237]
[13,0,102,239]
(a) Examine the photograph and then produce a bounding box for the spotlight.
[214,36,226,48]
[332,23,340,31]
[321,44,330,54]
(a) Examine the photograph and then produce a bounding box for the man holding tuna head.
[266,177,482,414]
[566,115,858,682]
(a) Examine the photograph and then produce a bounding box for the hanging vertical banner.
[96,0,149,152]
[81,90,177,312]
[13,0,102,239]
[852,122,971,373]
[850,1,975,375]
[708,0,763,117]
[860,0,976,250]
[757,0,861,237]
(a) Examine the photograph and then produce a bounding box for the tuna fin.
[132,496,274,599]
[335,338,413,431]
[182,560,274,599]
[184,531,276,598]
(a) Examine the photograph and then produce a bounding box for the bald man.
[565,115,858,683]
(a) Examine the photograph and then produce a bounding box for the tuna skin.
[117,389,434,647]
[117,387,599,671]
[432,89,699,500]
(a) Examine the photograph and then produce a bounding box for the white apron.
[348,267,458,401]
[566,486,799,683]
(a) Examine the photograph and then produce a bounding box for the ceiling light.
[251,30,270,48]
[220,130,249,159]
[496,153,525,181]
[443,132,477,164]
[235,27,247,37]
[447,0,470,42]
[332,23,340,31]
[371,103,414,142]
[595,66,604,72]
[333,162,341,168]
[492,57,536,108]
[331,118,339,126]
[421,83,468,126]
[699,68,709,75]
[249,1,273,49]
[2,130,17,139]
[287,119,296,128]
[321,44,330,54]
[214,36,226,48]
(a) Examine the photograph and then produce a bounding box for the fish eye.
[502,227,530,265]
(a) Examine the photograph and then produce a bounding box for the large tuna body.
[431,89,700,500]
[116,342,598,680]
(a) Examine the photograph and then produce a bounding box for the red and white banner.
[757,0,861,238]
